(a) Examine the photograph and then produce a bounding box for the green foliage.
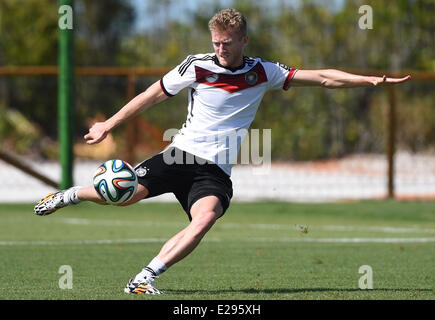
[0,104,41,154]
[0,0,58,65]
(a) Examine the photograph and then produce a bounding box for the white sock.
[63,187,82,205]
[137,257,168,279]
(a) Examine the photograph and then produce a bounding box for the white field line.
[0,238,168,246]
[2,218,434,246]
[58,217,185,228]
[55,218,435,234]
[250,237,435,243]
[5,217,434,234]
[315,225,435,234]
[0,237,435,246]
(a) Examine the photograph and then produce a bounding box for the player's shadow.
[167,287,432,295]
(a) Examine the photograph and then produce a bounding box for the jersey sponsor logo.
[194,63,268,93]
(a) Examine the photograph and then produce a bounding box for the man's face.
[211,28,248,69]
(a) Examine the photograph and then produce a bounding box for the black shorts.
[134,147,233,221]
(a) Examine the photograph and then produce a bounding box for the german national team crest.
[205,73,219,83]
[245,71,258,85]
[135,167,148,177]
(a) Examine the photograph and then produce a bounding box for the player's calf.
[116,184,149,206]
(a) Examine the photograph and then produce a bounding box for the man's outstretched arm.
[84,80,168,145]
[291,69,411,88]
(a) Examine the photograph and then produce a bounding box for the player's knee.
[190,211,216,238]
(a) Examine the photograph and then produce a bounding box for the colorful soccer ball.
[93,159,138,205]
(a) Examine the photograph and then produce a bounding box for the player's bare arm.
[292,69,411,88]
[84,80,168,145]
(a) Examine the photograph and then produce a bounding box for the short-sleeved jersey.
[160,53,298,176]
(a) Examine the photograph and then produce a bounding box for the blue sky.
[131,0,233,31]
[131,0,346,32]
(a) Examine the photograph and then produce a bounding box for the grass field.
[0,200,434,300]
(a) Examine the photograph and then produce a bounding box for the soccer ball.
[93,159,138,205]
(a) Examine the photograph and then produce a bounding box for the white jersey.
[160,53,298,176]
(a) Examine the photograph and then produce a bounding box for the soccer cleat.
[34,186,81,216]
[124,274,163,295]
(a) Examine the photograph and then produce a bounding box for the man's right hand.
[84,121,110,145]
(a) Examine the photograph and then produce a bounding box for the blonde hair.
[208,8,247,37]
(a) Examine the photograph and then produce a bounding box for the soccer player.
[34,8,410,294]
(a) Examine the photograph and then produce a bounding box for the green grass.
[0,201,434,300]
